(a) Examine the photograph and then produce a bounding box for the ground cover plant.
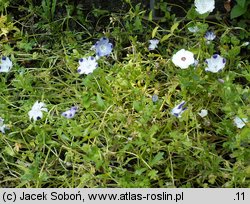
[0,0,249,187]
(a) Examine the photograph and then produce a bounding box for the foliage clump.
[0,0,249,187]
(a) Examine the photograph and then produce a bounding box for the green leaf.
[134,16,142,31]
[148,10,153,21]
[4,146,15,156]
[133,101,143,112]
[236,0,246,8]
[148,169,158,180]
[152,26,159,38]
[170,22,179,33]
[230,4,247,19]
[160,33,172,42]
[96,93,105,108]
[149,152,164,166]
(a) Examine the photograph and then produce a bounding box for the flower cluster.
[172,50,226,73]
[77,37,113,75]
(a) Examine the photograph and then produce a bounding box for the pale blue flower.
[149,39,159,50]
[171,101,187,118]
[205,31,216,41]
[0,117,7,133]
[198,109,208,117]
[188,26,199,33]
[94,37,113,57]
[218,78,225,83]
[152,94,158,102]
[0,56,13,73]
[192,59,199,67]
[234,116,248,129]
[205,54,226,73]
[61,106,78,119]
[77,56,98,75]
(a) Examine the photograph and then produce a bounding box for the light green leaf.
[170,22,179,33]
[152,26,159,38]
[160,33,172,42]
[96,93,105,108]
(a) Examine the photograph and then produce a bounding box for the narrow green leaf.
[170,22,179,33]
[160,33,172,42]
[148,10,153,21]
[152,26,159,38]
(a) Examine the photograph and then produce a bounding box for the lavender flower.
[205,31,216,42]
[171,101,187,118]
[61,106,78,119]
[94,37,113,57]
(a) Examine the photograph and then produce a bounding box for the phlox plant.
[0,0,249,188]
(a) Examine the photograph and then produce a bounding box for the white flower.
[198,109,208,117]
[205,54,226,73]
[0,117,7,133]
[188,26,199,33]
[234,116,248,129]
[77,56,98,75]
[0,56,13,73]
[172,49,195,69]
[171,101,187,118]
[242,42,249,47]
[205,31,216,41]
[195,0,215,15]
[28,101,48,121]
[218,78,225,83]
[148,39,159,50]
